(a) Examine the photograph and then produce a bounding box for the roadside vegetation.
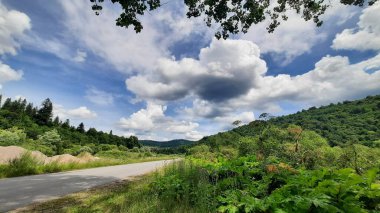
[19,95,380,212]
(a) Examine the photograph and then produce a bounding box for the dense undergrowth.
[150,159,380,213]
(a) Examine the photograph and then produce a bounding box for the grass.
[0,152,179,179]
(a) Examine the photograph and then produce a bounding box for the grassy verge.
[0,152,178,179]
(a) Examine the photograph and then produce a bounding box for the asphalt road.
[0,159,175,212]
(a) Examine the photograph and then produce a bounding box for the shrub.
[4,152,41,177]
[0,127,27,146]
[96,149,128,159]
[75,146,94,155]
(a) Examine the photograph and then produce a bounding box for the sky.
[0,0,379,141]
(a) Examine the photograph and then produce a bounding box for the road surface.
[0,159,175,212]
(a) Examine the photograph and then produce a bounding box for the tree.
[77,122,85,133]
[36,98,53,126]
[62,119,70,128]
[128,135,141,148]
[87,127,98,136]
[38,129,63,155]
[53,116,60,126]
[91,0,375,39]
[1,98,12,110]
[232,120,242,127]
[259,112,275,121]
[25,103,36,118]
[0,127,27,146]
[288,125,303,152]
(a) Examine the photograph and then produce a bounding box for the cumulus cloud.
[242,11,327,65]
[332,1,380,51]
[126,39,267,103]
[119,102,202,140]
[85,87,114,106]
[0,3,31,55]
[67,107,97,119]
[0,61,23,89]
[0,3,27,89]
[54,105,97,120]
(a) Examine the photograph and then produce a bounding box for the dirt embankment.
[0,146,98,164]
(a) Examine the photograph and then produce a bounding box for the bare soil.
[0,146,97,164]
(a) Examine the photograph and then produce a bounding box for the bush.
[0,127,27,146]
[96,149,128,159]
[98,144,118,151]
[75,146,94,155]
[4,152,41,177]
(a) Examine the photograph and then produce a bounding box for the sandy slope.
[0,146,97,164]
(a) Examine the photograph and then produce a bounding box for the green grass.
[0,152,178,179]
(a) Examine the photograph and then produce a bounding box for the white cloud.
[119,102,202,140]
[0,3,27,89]
[0,61,23,89]
[0,3,31,55]
[67,106,97,119]
[73,49,87,62]
[54,105,97,120]
[242,11,327,65]
[332,1,380,51]
[214,111,255,126]
[14,95,26,100]
[22,35,90,63]
[119,103,166,131]
[85,88,114,106]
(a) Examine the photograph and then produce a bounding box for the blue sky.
[0,0,379,140]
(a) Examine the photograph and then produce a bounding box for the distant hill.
[140,139,195,148]
[200,95,380,147]
[270,95,380,146]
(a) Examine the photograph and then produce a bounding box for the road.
[0,159,175,212]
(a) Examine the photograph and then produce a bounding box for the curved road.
[0,159,175,212]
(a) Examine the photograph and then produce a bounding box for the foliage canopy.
[91,0,376,38]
